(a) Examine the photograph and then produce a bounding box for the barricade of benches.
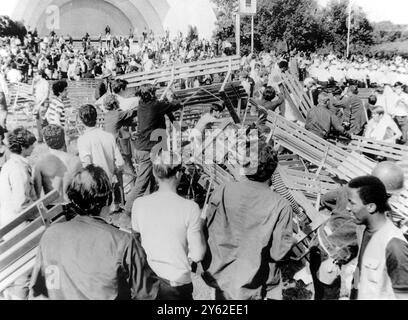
[117,56,241,88]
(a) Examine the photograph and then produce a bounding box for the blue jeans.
[124,150,156,212]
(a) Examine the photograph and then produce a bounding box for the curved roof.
[12,0,170,36]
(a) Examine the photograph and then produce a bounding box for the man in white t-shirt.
[131,151,206,300]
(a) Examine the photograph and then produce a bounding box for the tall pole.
[236,13,241,56]
[251,14,254,54]
[346,1,352,58]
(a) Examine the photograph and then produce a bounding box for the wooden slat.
[0,190,59,239]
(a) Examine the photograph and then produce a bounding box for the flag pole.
[346,1,353,58]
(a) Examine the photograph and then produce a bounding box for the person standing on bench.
[124,84,182,215]
[29,165,160,300]
[0,127,37,228]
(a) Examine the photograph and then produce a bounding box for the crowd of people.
[0,26,408,300]
[0,27,229,86]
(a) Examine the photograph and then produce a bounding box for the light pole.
[346,0,355,58]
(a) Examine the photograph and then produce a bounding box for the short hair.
[372,106,385,115]
[263,86,276,102]
[368,95,377,106]
[112,79,128,94]
[52,80,68,97]
[43,125,65,150]
[135,84,157,103]
[348,85,358,95]
[103,94,119,111]
[8,127,36,154]
[153,151,182,180]
[78,104,97,127]
[348,176,391,213]
[246,141,278,183]
[210,102,225,114]
[318,92,330,105]
[332,86,343,96]
[67,165,112,216]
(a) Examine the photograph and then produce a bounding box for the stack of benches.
[116,56,241,88]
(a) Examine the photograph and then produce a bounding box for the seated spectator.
[364,106,402,144]
[305,92,348,140]
[0,127,37,227]
[29,165,160,300]
[132,151,206,300]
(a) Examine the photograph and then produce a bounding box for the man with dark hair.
[0,127,37,227]
[305,92,349,140]
[33,124,82,204]
[29,165,160,300]
[77,104,124,213]
[202,141,294,300]
[366,94,378,120]
[132,151,206,300]
[44,80,68,128]
[124,84,182,214]
[340,85,367,136]
[256,86,285,123]
[347,176,408,300]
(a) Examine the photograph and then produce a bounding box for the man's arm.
[330,113,347,135]
[187,203,207,263]
[112,136,125,171]
[118,108,138,127]
[270,203,294,262]
[122,235,160,300]
[386,238,408,300]
[33,163,44,199]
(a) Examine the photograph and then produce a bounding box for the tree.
[0,16,27,40]
[321,0,373,55]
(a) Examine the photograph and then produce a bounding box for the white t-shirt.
[132,191,202,285]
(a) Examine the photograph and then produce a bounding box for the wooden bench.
[347,135,408,161]
[250,99,377,181]
[281,72,314,121]
[116,56,241,88]
[0,190,65,294]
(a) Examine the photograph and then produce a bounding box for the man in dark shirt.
[202,141,294,300]
[305,92,348,140]
[256,86,285,125]
[29,165,159,300]
[124,84,182,213]
[340,86,367,136]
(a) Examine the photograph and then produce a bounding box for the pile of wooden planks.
[0,191,65,294]
[116,56,241,88]
[255,100,377,181]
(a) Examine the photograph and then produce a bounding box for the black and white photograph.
[0,0,408,307]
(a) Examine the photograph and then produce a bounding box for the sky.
[0,0,407,25]
[317,0,408,24]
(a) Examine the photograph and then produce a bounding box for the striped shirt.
[45,97,65,128]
